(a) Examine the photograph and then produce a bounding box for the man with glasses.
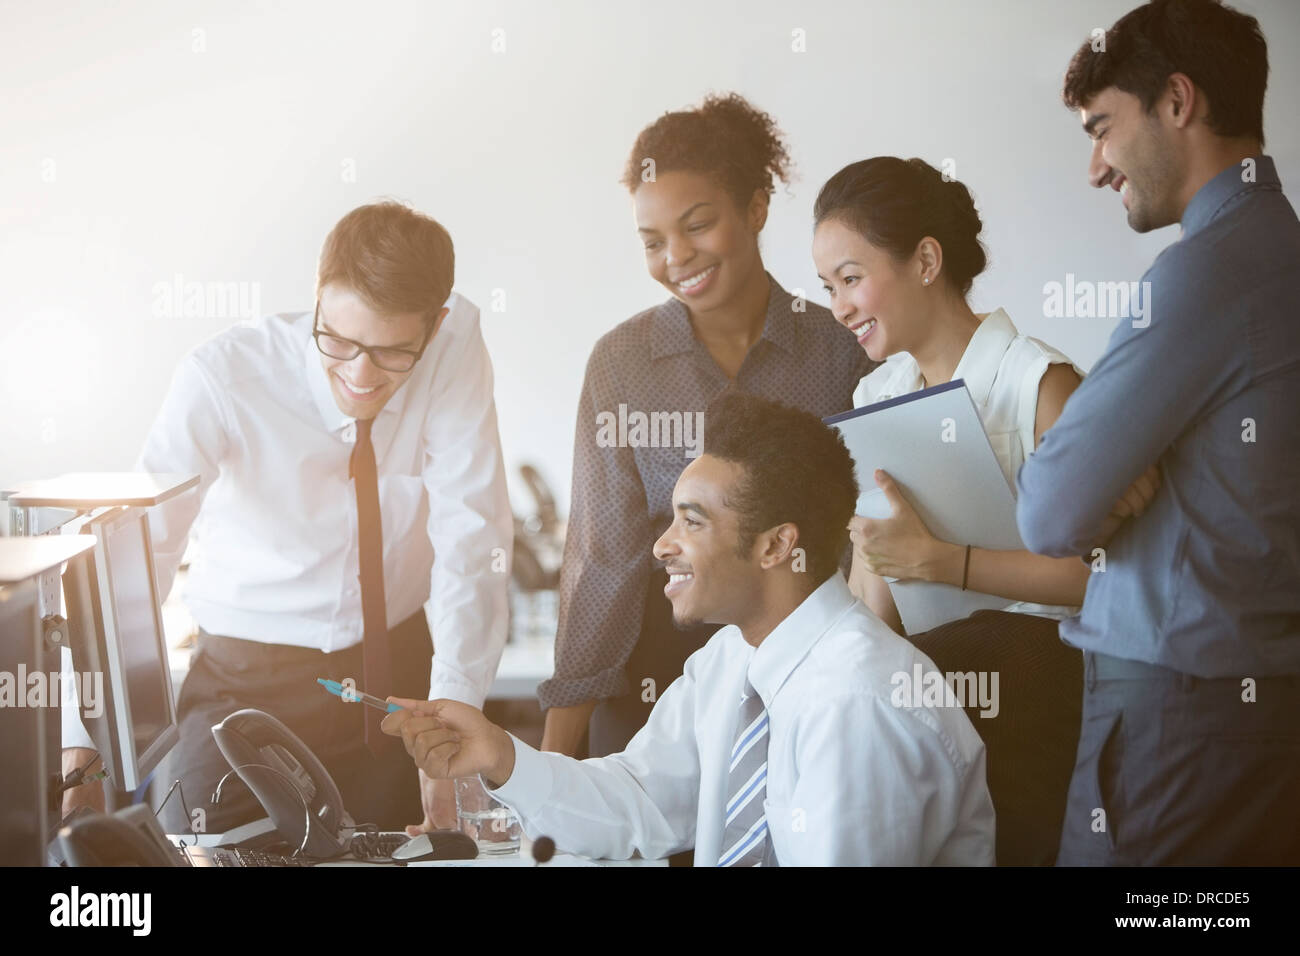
[61,201,512,838]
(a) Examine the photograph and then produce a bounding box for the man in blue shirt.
[1018,0,1300,865]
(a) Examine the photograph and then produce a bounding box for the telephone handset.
[211,708,353,858]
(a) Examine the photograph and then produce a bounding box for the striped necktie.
[718,678,775,867]
[349,416,392,755]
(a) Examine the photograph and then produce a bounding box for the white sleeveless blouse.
[852,308,1085,622]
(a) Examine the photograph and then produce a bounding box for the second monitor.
[63,506,179,793]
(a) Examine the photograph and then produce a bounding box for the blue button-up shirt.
[1017,155,1300,677]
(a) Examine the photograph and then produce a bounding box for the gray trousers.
[1057,651,1300,865]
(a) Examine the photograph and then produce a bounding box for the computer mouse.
[391,830,479,862]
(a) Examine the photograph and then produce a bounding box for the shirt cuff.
[536,663,629,711]
[429,668,485,710]
[60,648,96,751]
[62,708,95,751]
[481,733,553,818]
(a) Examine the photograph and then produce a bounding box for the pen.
[316,677,402,713]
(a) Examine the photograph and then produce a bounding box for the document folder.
[826,380,1021,635]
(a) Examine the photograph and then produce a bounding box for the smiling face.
[1081,86,1183,233]
[634,169,766,314]
[316,284,431,419]
[813,216,923,363]
[652,455,763,630]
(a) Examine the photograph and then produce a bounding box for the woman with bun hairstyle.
[812,157,1159,864]
[538,95,873,772]
[813,157,1103,625]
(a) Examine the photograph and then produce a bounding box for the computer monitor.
[0,577,57,866]
[63,506,179,792]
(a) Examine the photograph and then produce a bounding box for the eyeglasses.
[311,301,432,373]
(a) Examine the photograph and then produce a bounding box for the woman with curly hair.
[538,94,873,772]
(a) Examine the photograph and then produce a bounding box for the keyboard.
[180,833,408,866]
[206,846,307,867]
[349,831,411,861]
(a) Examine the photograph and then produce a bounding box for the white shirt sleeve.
[485,667,701,861]
[771,693,996,866]
[420,302,513,708]
[133,350,230,605]
[60,645,95,751]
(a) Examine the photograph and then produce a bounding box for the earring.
[923,277,931,285]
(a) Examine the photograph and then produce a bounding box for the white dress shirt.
[854,308,1085,621]
[488,573,996,865]
[65,292,512,751]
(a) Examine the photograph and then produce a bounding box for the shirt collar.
[877,354,925,399]
[951,308,1018,407]
[746,572,858,706]
[651,271,799,361]
[1182,154,1280,240]
[301,310,413,433]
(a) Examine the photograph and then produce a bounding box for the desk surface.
[0,534,95,583]
[8,471,199,508]
[324,852,664,867]
[404,853,663,867]
[174,823,666,867]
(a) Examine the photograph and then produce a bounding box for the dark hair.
[813,157,987,297]
[1062,0,1268,145]
[620,92,793,209]
[703,391,859,584]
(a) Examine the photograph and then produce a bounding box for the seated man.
[384,392,995,865]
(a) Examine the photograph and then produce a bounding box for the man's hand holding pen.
[383,698,518,790]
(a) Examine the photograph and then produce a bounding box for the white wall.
[3,0,1298,515]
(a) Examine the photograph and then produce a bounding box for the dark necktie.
[349,416,392,755]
